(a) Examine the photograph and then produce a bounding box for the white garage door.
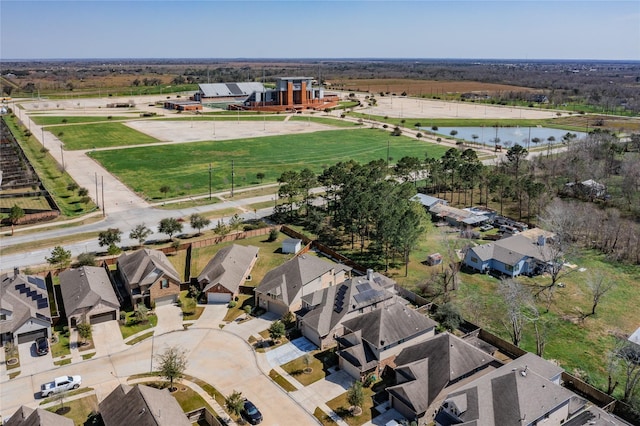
[154,295,176,307]
[207,292,231,304]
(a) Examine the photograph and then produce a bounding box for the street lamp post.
[208,163,212,200]
[41,128,45,148]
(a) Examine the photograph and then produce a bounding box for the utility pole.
[41,128,45,148]
[60,147,65,171]
[95,172,99,208]
[387,140,390,168]
[231,160,235,197]
[101,176,105,217]
[208,163,212,200]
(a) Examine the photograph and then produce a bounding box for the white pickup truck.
[40,375,82,397]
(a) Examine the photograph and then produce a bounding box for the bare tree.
[580,274,615,321]
[615,341,640,402]
[525,304,554,357]
[499,278,532,347]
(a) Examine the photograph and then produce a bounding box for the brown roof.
[99,384,191,426]
[59,266,119,317]
[5,406,73,426]
[197,244,259,293]
[117,249,181,287]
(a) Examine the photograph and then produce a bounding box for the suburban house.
[196,244,259,304]
[387,333,501,424]
[564,179,607,201]
[337,302,437,381]
[117,249,182,307]
[99,384,191,426]
[412,194,448,210]
[463,232,555,277]
[255,254,351,316]
[429,203,490,228]
[59,266,120,326]
[0,270,51,345]
[5,405,73,426]
[434,353,585,426]
[298,270,396,349]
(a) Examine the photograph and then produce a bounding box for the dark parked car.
[35,336,49,356]
[242,399,263,425]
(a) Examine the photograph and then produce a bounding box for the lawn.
[45,394,100,425]
[223,294,254,322]
[126,331,154,345]
[179,291,204,321]
[326,386,376,426]
[119,312,158,339]
[281,348,338,386]
[54,122,159,150]
[32,116,131,125]
[269,369,298,392]
[88,128,449,199]
[314,407,339,426]
[51,327,71,358]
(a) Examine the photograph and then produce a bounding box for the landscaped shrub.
[228,301,237,308]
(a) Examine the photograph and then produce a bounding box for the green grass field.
[32,116,131,125]
[89,128,449,199]
[52,122,160,150]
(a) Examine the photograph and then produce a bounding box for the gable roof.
[387,333,498,416]
[59,266,119,316]
[440,353,579,426]
[468,234,554,266]
[255,255,350,306]
[5,406,74,426]
[118,249,181,287]
[0,272,50,335]
[197,244,259,293]
[99,384,191,426]
[299,275,395,338]
[341,302,437,350]
[198,82,265,98]
[412,193,447,209]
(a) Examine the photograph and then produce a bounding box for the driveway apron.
[16,341,53,377]
[154,304,183,335]
[92,321,127,357]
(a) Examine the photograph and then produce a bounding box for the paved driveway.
[192,304,227,328]
[266,337,317,367]
[292,370,353,411]
[223,311,279,340]
[154,304,183,335]
[92,321,127,357]
[17,341,53,377]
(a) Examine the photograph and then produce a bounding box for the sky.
[1,1,639,61]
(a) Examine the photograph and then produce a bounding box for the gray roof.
[468,234,555,266]
[387,333,499,415]
[255,255,350,306]
[118,249,181,287]
[99,384,191,426]
[341,302,437,350]
[199,82,265,98]
[441,354,579,426]
[0,272,50,335]
[197,244,259,293]
[629,326,640,346]
[5,406,73,426]
[59,266,119,316]
[299,276,395,339]
[411,194,447,209]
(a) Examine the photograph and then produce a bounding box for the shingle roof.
[387,333,498,416]
[99,384,191,426]
[118,249,181,287]
[441,354,579,426]
[468,234,555,266]
[5,406,74,426]
[341,303,437,350]
[299,276,395,338]
[0,273,50,335]
[197,244,259,293]
[255,255,349,306]
[59,266,119,316]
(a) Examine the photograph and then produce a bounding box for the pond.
[422,126,587,148]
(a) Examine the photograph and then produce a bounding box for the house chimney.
[538,235,546,246]
[366,269,373,281]
[13,267,19,277]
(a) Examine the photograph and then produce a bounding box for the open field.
[50,121,160,150]
[88,128,450,199]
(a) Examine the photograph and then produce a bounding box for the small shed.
[427,253,443,266]
[282,238,303,254]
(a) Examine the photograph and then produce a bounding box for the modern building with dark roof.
[0,271,51,345]
[117,249,182,307]
[196,244,259,304]
[255,254,350,316]
[5,405,74,426]
[99,384,191,426]
[387,333,501,423]
[434,353,586,426]
[59,266,120,326]
[337,302,437,380]
[298,270,396,349]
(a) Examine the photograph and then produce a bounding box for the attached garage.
[17,329,47,344]
[154,295,177,307]
[207,292,231,304]
[90,311,116,324]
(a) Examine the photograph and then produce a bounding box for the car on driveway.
[242,399,263,424]
[35,336,49,356]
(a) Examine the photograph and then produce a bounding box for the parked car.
[242,399,263,425]
[35,336,49,356]
[479,224,494,232]
[41,375,81,398]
